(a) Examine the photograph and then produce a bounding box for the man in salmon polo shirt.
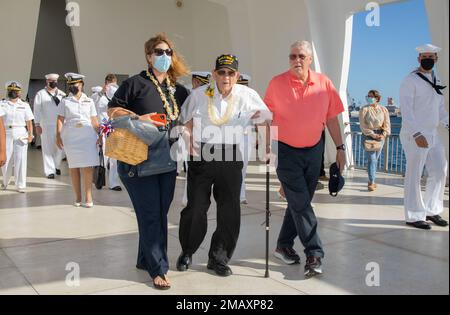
[264,40,346,278]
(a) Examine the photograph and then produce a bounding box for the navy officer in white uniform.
[56,73,99,208]
[1,81,34,193]
[0,105,8,167]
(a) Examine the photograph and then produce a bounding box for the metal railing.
[346,123,406,175]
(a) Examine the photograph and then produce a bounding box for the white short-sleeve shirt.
[0,99,34,127]
[58,93,97,126]
[180,84,272,145]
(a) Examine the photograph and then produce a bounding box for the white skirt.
[62,126,100,169]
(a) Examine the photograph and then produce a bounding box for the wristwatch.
[336,144,346,151]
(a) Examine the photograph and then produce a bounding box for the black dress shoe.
[207,259,233,277]
[426,215,449,227]
[56,169,61,176]
[176,253,192,272]
[110,186,122,192]
[406,221,432,230]
[47,174,55,179]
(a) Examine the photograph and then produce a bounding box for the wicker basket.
[105,109,148,166]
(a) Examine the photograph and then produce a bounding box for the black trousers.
[179,144,243,265]
[276,138,325,258]
[120,170,177,279]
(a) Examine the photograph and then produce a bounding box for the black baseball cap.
[329,163,345,197]
[215,54,239,72]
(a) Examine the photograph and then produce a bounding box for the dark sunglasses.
[289,54,308,61]
[217,69,236,77]
[153,48,173,57]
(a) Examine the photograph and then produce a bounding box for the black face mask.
[328,163,345,197]
[48,81,58,89]
[68,85,79,95]
[8,91,19,99]
[421,58,435,71]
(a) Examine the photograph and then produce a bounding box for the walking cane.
[265,159,271,278]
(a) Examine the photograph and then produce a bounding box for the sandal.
[153,275,171,290]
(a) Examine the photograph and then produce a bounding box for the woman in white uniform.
[56,73,99,208]
[0,106,8,167]
[1,81,34,193]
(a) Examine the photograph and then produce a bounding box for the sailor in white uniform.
[400,44,449,230]
[34,73,66,179]
[56,73,99,208]
[1,81,35,193]
[94,74,122,191]
[0,107,7,167]
[91,86,103,105]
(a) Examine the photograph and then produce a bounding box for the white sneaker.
[16,188,26,193]
[241,199,248,205]
[74,202,82,208]
[83,202,94,208]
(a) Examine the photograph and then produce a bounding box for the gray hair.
[290,41,313,56]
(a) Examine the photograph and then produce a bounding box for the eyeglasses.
[289,54,308,61]
[217,69,236,77]
[153,48,174,57]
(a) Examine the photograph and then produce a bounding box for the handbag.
[364,139,383,152]
[93,145,106,190]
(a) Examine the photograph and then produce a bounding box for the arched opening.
[347,0,432,173]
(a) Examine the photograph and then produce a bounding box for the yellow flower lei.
[205,82,235,126]
[146,70,179,121]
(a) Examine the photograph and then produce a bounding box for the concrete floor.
[0,148,448,295]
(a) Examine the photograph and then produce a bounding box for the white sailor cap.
[91,86,103,94]
[65,72,85,84]
[192,71,211,85]
[45,73,60,80]
[5,81,22,91]
[238,74,251,86]
[416,44,442,54]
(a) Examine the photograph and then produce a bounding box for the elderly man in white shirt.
[400,44,449,230]
[34,73,66,179]
[176,54,272,277]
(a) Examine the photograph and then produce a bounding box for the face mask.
[48,81,58,89]
[366,97,376,104]
[329,163,345,197]
[420,58,435,71]
[153,54,172,73]
[8,91,19,99]
[106,84,119,100]
[69,85,79,95]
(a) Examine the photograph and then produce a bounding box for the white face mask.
[106,84,119,100]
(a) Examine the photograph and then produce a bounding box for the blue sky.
[348,0,431,107]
